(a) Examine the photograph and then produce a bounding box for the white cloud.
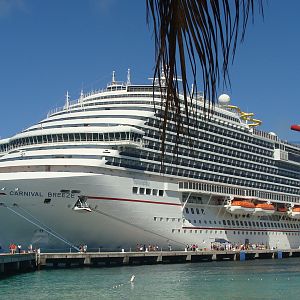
[0,0,28,18]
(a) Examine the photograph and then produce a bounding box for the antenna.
[112,71,116,83]
[79,89,84,103]
[65,91,70,109]
[127,68,131,85]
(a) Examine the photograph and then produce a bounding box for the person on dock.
[9,243,17,254]
[17,244,22,254]
[83,245,87,253]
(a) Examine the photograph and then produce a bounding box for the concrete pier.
[36,248,300,269]
[0,253,36,277]
[2,248,300,276]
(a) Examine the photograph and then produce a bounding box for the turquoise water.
[1,259,300,299]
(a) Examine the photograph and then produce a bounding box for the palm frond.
[146,0,263,165]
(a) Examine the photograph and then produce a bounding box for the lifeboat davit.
[225,200,255,214]
[253,202,275,216]
[288,206,300,219]
[291,124,300,132]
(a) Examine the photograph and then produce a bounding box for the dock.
[2,249,300,277]
[0,253,36,277]
[36,248,300,269]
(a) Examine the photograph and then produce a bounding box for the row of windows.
[153,110,273,150]
[132,186,164,197]
[185,207,205,215]
[154,217,181,222]
[179,182,300,203]
[155,212,300,229]
[48,92,164,117]
[0,131,142,153]
[184,217,300,229]
[143,134,299,184]
[43,106,152,127]
[107,154,300,198]
[145,127,298,179]
[172,229,300,236]
[141,135,300,186]
[146,136,299,182]
[145,118,299,178]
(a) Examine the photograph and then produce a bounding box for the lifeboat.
[288,206,300,219]
[253,202,275,216]
[277,207,288,213]
[225,200,255,214]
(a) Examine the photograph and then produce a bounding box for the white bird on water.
[130,275,135,283]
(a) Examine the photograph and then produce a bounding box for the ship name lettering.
[10,191,43,197]
[47,192,74,198]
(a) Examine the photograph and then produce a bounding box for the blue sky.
[0,0,299,142]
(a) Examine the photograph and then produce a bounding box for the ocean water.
[1,258,300,299]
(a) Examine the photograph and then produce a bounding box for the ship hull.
[0,170,299,252]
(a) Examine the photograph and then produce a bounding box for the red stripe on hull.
[87,196,181,207]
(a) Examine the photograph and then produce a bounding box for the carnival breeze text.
[9,191,75,198]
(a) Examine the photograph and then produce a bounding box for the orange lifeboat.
[288,206,300,219]
[253,202,275,216]
[277,207,288,213]
[225,199,255,214]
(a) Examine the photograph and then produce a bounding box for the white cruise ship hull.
[0,170,298,251]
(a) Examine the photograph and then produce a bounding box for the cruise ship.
[0,70,300,251]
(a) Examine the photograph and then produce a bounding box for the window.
[185,207,189,214]
[132,187,138,194]
[139,188,145,194]
[153,189,158,196]
[159,190,164,196]
[146,188,151,195]
[191,208,195,214]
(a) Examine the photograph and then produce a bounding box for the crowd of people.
[210,242,268,251]
[186,244,199,251]
[7,243,36,254]
[136,244,160,252]
[79,244,88,253]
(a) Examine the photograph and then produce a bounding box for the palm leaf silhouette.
[147,0,263,164]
